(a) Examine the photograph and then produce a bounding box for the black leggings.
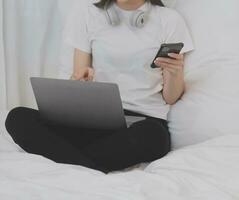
[5,107,171,173]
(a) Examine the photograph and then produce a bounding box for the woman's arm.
[71,49,94,81]
[154,53,185,105]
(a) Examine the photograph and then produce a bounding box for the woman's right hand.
[70,67,95,81]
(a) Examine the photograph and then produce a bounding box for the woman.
[5,0,194,173]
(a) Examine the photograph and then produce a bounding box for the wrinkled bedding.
[0,111,239,200]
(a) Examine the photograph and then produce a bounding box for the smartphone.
[151,43,184,68]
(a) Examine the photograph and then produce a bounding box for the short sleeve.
[63,1,91,54]
[162,9,194,54]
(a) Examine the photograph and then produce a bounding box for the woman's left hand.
[154,53,184,76]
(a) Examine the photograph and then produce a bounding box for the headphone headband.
[104,1,152,28]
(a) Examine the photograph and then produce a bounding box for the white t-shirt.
[63,0,194,120]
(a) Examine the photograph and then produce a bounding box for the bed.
[1,111,239,199]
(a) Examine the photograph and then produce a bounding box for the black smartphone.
[151,43,184,68]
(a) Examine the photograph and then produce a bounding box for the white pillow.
[168,0,239,149]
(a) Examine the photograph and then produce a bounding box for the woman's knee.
[5,107,38,139]
[150,126,171,158]
[132,118,171,158]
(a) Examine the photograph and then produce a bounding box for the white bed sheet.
[1,111,239,200]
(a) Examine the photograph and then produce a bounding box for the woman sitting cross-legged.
[5,0,194,173]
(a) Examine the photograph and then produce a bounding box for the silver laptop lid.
[30,77,127,130]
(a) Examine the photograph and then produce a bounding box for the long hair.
[94,0,164,9]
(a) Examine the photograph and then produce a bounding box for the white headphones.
[104,1,152,28]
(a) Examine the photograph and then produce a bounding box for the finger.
[155,57,183,66]
[153,60,161,68]
[163,68,176,74]
[84,68,93,81]
[87,68,95,81]
[168,53,184,60]
[87,76,94,81]
[89,68,95,77]
[160,63,182,70]
[82,69,90,81]
[71,75,81,81]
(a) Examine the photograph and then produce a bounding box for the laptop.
[30,77,145,130]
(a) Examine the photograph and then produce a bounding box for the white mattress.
[1,111,239,199]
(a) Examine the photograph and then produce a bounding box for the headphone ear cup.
[130,10,146,28]
[105,6,120,26]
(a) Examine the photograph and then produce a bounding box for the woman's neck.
[116,0,146,11]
